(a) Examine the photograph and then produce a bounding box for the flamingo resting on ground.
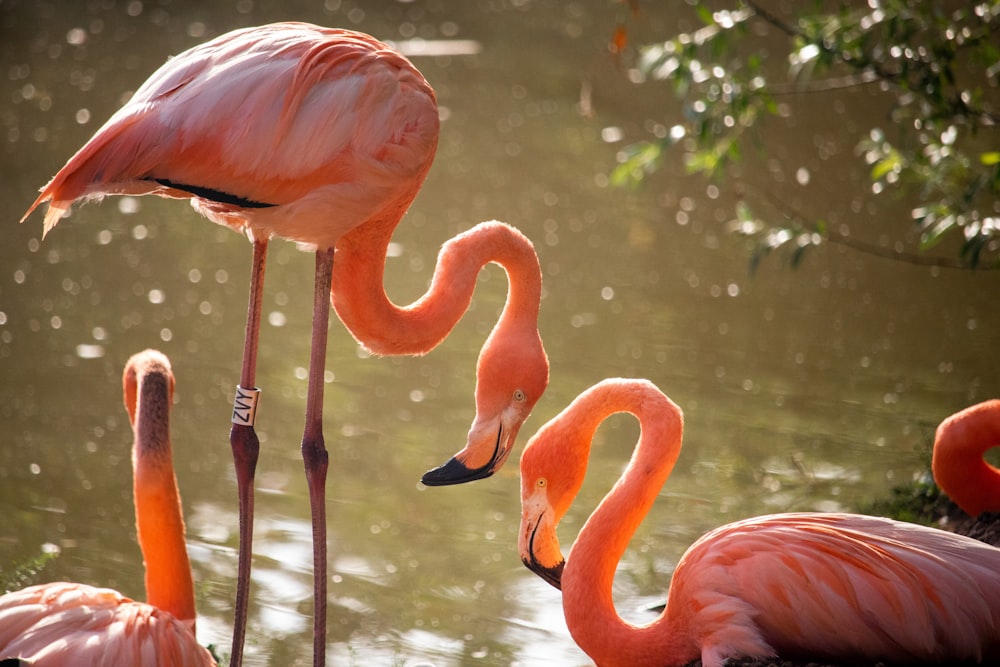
[518,378,1000,667]
[932,399,1000,518]
[0,350,215,666]
[21,22,548,665]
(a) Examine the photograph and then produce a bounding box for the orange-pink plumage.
[519,378,1000,667]
[0,351,215,667]
[23,23,439,249]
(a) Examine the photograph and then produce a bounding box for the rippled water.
[2,2,998,665]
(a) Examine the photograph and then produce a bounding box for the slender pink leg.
[229,238,268,667]
[303,247,333,667]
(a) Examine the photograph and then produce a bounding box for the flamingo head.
[519,479,565,589]
[515,400,596,590]
[123,349,175,427]
[421,322,549,486]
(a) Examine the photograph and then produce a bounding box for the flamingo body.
[519,379,1000,667]
[0,583,213,667]
[0,350,214,666]
[23,22,439,250]
[933,399,1000,517]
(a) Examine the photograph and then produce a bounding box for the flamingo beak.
[521,511,564,590]
[523,556,565,590]
[420,416,518,486]
[420,454,492,485]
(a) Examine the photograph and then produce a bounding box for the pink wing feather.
[24,23,439,249]
[0,582,215,666]
[674,513,1000,665]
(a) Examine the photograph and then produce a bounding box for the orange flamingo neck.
[127,356,197,632]
[559,380,694,667]
[331,219,542,356]
[932,399,1000,517]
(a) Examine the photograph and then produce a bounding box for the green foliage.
[614,1,1000,268]
[0,548,58,594]
[856,469,954,526]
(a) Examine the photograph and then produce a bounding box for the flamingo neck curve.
[932,399,1000,517]
[130,362,198,632]
[560,380,696,667]
[330,217,542,357]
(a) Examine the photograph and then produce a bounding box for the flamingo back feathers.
[673,513,1000,664]
[0,583,215,666]
[23,23,439,249]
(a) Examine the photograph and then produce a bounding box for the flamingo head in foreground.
[422,320,549,486]
[515,399,594,589]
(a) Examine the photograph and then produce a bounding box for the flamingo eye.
[537,478,546,488]
[513,389,526,402]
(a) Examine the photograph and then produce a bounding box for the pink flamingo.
[518,378,1000,667]
[0,350,215,666]
[932,399,1000,517]
[21,22,548,665]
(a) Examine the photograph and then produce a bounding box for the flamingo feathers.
[0,584,213,667]
[0,350,214,666]
[675,513,1000,663]
[22,23,439,249]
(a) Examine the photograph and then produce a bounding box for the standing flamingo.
[932,399,1000,518]
[518,378,1000,667]
[0,350,215,666]
[20,22,548,665]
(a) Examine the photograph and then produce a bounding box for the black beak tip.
[522,556,564,590]
[420,456,496,487]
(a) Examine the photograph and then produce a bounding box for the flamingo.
[518,378,1000,667]
[0,350,215,666]
[20,22,549,665]
[932,399,1000,518]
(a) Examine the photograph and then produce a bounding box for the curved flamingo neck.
[131,365,197,631]
[933,400,1000,517]
[561,381,694,667]
[331,219,541,356]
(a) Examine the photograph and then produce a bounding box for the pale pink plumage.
[519,378,1000,667]
[0,350,215,667]
[933,399,1000,517]
[23,23,438,249]
[0,584,214,667]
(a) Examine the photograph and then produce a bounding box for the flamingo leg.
[229,237,269,667]
[302,247,333,667]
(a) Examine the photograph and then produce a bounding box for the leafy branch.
[612,0,1000,269]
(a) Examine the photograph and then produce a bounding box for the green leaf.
[871,153,901,181]
[980,152,1000,166]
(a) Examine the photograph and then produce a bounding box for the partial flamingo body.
[22,21,548,664]
[518,379,1000,667]
[0,350,215,667]
[933,399,1000,517]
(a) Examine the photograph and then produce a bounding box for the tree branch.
[742,0,1000,126]
[751,185,995,269]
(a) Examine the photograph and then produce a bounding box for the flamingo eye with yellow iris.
[514,389,526,402]
[537,478,547,488]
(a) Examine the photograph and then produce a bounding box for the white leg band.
[232,385,261,426]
